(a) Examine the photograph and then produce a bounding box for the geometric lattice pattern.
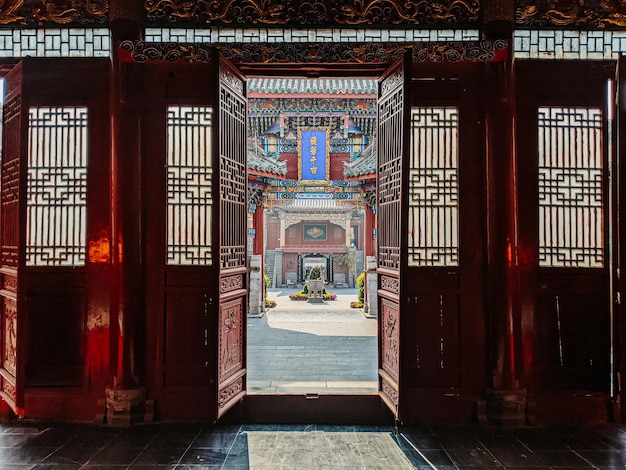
[145,28,479,44]
[220,73,247,269]
[408,107,459,267]
[514,29,626,60]
[538,107,604,268]
[377,70,403,271]
[26,107,88,266]
[0,28,110,58]
[167,106,213,266]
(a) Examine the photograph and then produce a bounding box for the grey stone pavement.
[247,287,378,394]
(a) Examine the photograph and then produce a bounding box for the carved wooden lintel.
[0,0,108,25]
[119,40,508,64]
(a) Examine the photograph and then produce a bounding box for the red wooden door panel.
[143,54,247,421]
[377,55,408,420]
[0,62,25,414]
[215,56,248,418]
[517,62,613,418]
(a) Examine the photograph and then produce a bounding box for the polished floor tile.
[1,422,626,469]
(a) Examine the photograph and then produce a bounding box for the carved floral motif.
[380,275,399,294]
[381,377,398,404]
[218,377,243,407]
[3,300,17,377]
[119,40,213,63]
[413,40,508,62]
[219,298,243,380]
[2,378,15,401]
[120,41,507,65]
[516,0,626,28]
[220,274,244,293]
[381,299,399,381]
[0,0,108,25]
[144,0,480,25]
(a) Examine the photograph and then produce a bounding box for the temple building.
[1,0,626,427]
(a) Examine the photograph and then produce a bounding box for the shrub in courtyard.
[356,272,366,303]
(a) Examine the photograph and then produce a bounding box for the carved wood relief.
[516,0,626,27]
[3,298,17,377]
[220,274,244,293]
[380,377,398,405]
[218,376,243,408]
[145,0,480,26]
[219,298,243,381]
[381,299,399,381]
[0,0,108,25]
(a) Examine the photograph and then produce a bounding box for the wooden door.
[517,61,613,420]
[377,55,408,421]
[215,56,248,419]
[144,53,247,421]
[0,62,25,415]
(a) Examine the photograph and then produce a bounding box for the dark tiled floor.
[2,421,626,469]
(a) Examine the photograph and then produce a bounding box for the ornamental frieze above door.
[144,0,480,26]
[516,0,626,27]
[0,0,108,25]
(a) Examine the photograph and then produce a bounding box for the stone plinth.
[485,388,526,427]
[105,387,147,426]
[365,256,378,318]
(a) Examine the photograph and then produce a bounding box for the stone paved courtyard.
[247,287,378,394]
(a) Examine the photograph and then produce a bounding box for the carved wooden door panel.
[215,56,247,418]
[377,56,408,420]
[0,62,25,415]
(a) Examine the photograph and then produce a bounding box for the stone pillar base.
[105,387,149,426]
[485,388,526,427]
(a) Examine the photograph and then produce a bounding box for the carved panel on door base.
[218,377,243,408]
[220,274,244,294]
[381,299,399,381]
[219,298,243,381]
[3,298,17,377]
[380,377,398,405]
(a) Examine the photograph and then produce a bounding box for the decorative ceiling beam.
[118,40,508,64]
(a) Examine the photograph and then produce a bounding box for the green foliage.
[309,265,321,280]
[356,272,366,303]
[302,284,309,294]
[264,273,271,296]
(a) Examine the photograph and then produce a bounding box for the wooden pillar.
[106,0,147,425]
[482,0,526,425]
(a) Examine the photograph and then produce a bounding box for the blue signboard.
[298,129,329,183]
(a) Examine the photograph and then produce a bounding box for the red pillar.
[483,0,526,425]
[106,0,146,425]
[363,187,376,259]
[253,201,265,265]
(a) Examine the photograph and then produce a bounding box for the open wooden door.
[0,62,25,416]
[215,55,248,419]
[143,52,246,421]
[377,54,409,422]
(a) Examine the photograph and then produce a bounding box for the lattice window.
[0,28,110,58]
[145,28,479,44]
[167,106,213,265]
[408,107,459,267]
[219,73,247,269]
[26,107,88,266]
[538,107,604,268]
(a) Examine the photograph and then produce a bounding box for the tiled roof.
[343,142,376,178]
[248,78,377,96]
[279,198,355,213]
[248,142,287,176]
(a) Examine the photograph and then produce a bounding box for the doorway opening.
[245,75,379,395]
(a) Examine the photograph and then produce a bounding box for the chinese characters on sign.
[299,129,329,183]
